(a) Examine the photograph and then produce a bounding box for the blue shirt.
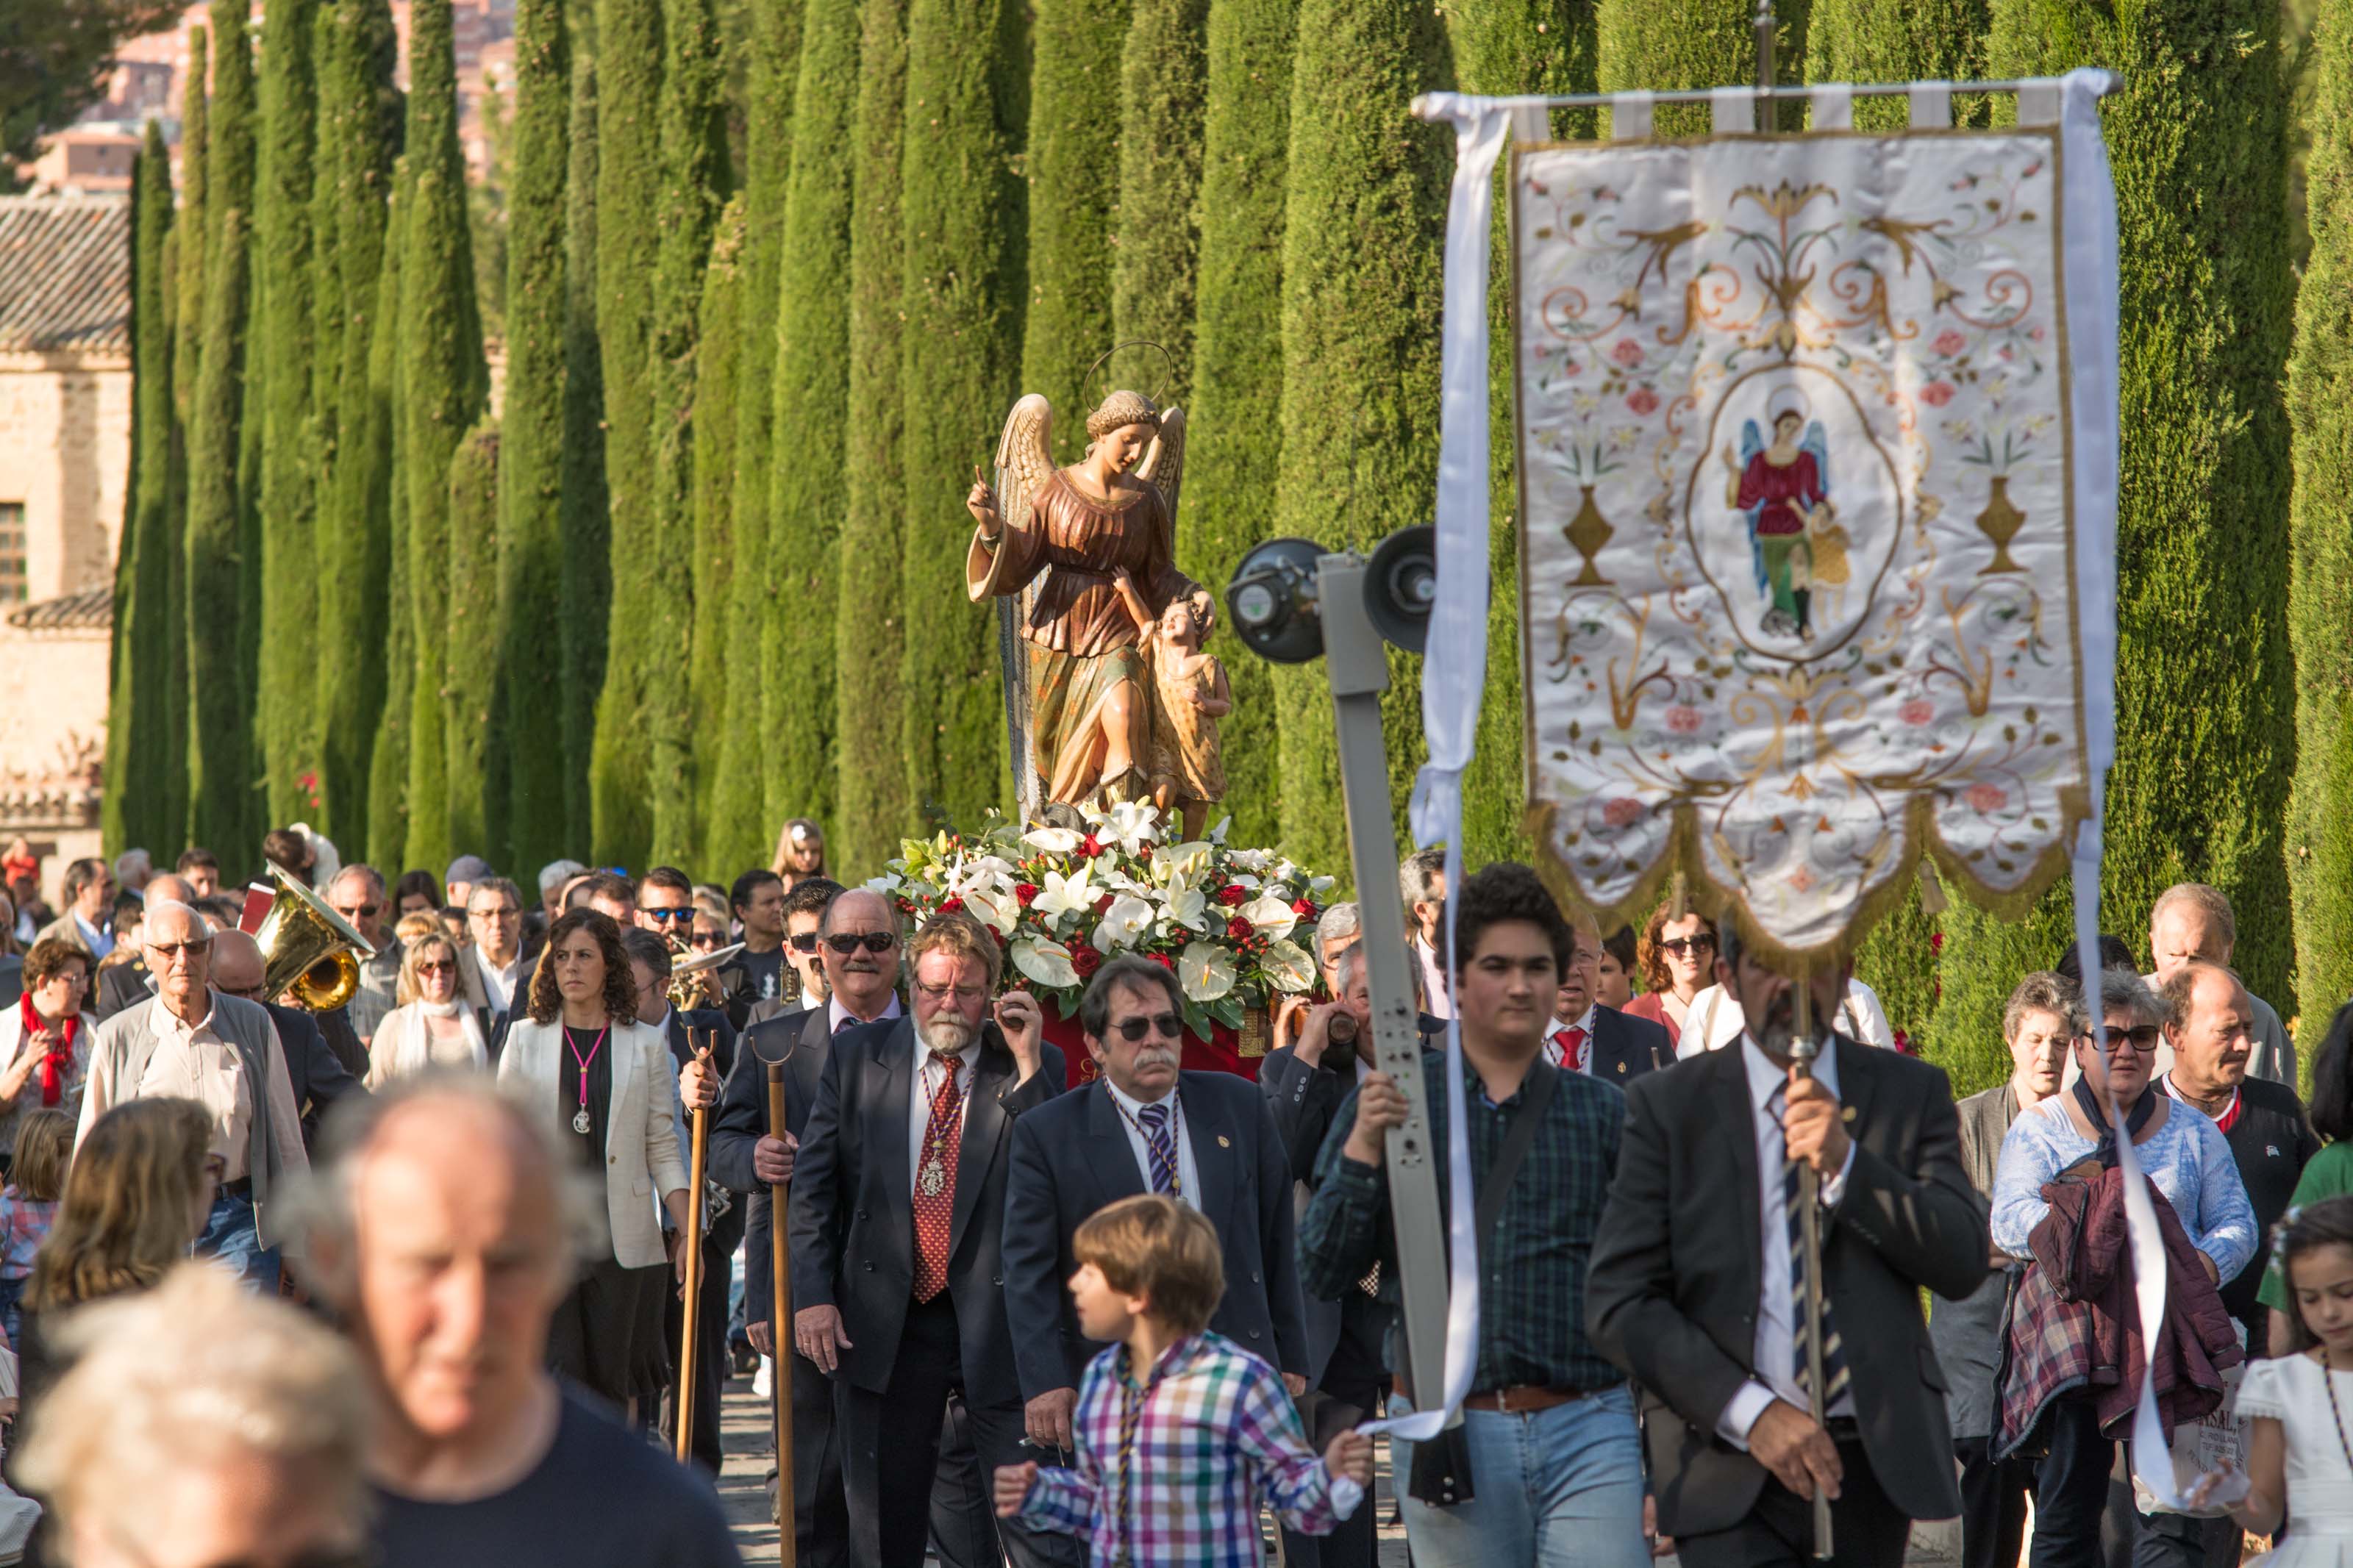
[1989,1095,2257,1283]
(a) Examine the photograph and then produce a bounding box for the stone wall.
[0,351,132,601]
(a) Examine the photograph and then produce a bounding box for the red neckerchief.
[2163,1073,2241,1136]
[18,992,75,1106]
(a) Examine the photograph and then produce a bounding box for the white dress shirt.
[1674,979,1896,1059]
[1102,1079,1202,1207]
[908,1042,972,1195]
[1716,1034,1859,1450]
[1542,1006,1599,1073]
[1414,938,1454,1020]
[476,951,521,1014]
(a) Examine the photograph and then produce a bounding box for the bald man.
[210,929,365,1154]
[91,872,196,1023]
[300,1081,739,1567]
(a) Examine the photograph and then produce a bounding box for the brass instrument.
[666,940,744,1014]
[251,862,377,1012]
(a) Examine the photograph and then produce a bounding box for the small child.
[994,1195,1371,1567]
[1110,570,1231,840]
[0,1109,69,1342]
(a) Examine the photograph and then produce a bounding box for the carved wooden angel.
[964,389,1195,809]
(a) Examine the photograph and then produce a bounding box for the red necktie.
[911,1053,965,1302]
[1552,1025,1588,1072]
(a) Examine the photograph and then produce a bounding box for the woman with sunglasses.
[496,909,693,1416]
[1621,905,1715,1038]
[365,933,490,1089]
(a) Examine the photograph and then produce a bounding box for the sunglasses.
[335,903,381,920]
[147,939,213,959]
[1111,1012,1183,1042]
[690,932,723,950]
[416,960,457,976]
[789,932,823,953]
[2082,1025,2164,1054]
[640,906,696,924]
[824,931,898,956]
[1659,936,1715,956]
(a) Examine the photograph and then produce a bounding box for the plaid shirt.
[1298,1050,1623,1394]
[1018,1332,1359,1567]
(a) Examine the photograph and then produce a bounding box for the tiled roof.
[0,195,132,354]
[5,587,113,632]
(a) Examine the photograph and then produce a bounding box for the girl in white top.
[2190,1196,2353,1559]
[364,932,488,1089]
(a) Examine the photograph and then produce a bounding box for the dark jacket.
[1583,1004,1674,1085]
[660,1006,741,1256]
[723,1006,831,1329]
[2213,1075,2319,1342]
[1927,1084,2027,1440]
[91,955,153,1023]
[260,1000,366,1153]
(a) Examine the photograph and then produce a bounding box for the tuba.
[251,862,378,1012]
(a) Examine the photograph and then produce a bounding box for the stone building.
[0,195,132,910]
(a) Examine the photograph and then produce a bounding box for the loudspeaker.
[1224,537,1330,665]
[1363,525,1437,654]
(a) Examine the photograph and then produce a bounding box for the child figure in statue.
[1113,569,1229,840]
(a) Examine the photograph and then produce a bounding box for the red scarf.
[19,992,76,1107]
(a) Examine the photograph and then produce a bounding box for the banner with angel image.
[1503,79,2121,962]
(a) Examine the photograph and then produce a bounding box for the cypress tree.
[401,0,490,873]
[1110,0,1207,409]
[254,0,320,826]
[2285,0,2353,1049]
[105,122,174,855]
[758,0,858,858]
[183,0,257,856]
[587,0,665,866]
[829,0,911,874]
[444,418,503,856]
[560,51,610,853]
[642,0,732,865]
[1804,0,1986,129]
[1180,0,1294,848]
[899,0,1027,826]
[365,158,417,867]
[1019,0,1126,461]
[687,196,746,855]
[161,29,207,855]
[1930,0,2300,1078]
[1595,0,1807,135]
[1268,0,1450,875]
[502,0,571,870]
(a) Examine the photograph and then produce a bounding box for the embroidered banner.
[1514,118,2106,962]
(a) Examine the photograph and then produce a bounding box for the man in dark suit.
[1587,921,1990,1568]
[208,930,365,1154]
[789,910,1072,1568]
[1004,955,1311,1445]
[1544,913,1674,1084]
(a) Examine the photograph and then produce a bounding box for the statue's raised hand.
[967,464,1001,537]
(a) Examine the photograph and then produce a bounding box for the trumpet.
[667,939,744,1014]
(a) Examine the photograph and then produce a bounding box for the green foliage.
[759,0,859,860]
[1019,0,1127,460]
[1595,0,1809,135]
[1269,0,1450,881]
[559,50,610,853]
[401,0,491,873]
[1804,0,1988,130]
[588,0,664,864]
[644,0,733,865]
[899,0,1026,826]
[2286,0,2353,1044]
[444,419,504,854]
[1852,878,1943,1051]
[105,123,174,855]
[1112,0,1208,410]
[503,0,572,872]
[829,0,911,878]
[688,196,746,860]
[365,158,416,867]
[162,25,207,853]
[254,0,321,826]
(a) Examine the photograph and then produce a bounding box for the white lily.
[963,888,1015,937]
[1160,872,1208,933]
[865,873,904,895]
[1178,940,1238,1001]
[1158,840,1215,881]
[1260,938,1318,993]
[1022,826,1084,855]
[1210,815,1232,844]
[1010,937,1080,989]
[1091,895,1157,952]
[1097,799,1160,855]
[1029,865,1097,927]
[1238,894,1300,941]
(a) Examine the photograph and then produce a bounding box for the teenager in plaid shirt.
[994,1195,1373,1567]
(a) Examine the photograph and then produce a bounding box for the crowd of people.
[0,817,2346,1568]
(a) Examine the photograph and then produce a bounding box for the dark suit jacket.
[1003,1072,1310,1400]
[789,1015,1064,1406]
[657,1006,742,1256]
[0,954,21,1009]
[723,1007,830,1328]
[1258,1013,1448,1186]
[93,956,153,1023]
[1585,1004,1675,1085]
[260,1001,366,1153]
[1586,1037,1990,1536]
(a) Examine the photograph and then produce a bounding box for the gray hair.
[112,848,152,885]
[1314,902,1361,959]
[1399,848,1447,907]
[140,898,203,937]
[538,859,588,898]
[329,863,386,900]
[2003,971,2088,1043]
[2150,882,2236,946]
[1332,939,1368,993]
[468,875,524,912]
[2094,967,2166,1031]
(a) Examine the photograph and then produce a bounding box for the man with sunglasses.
[77,901,312,1287]
[1003,953,1311,1456]
[1988,967,2257,1568]
[329,864,402,1047]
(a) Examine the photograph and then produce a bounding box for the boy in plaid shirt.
[994,1195,1373,1567]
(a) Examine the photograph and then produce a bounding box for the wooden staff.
[768,1059,796,1568]
[675,1029,713,1466]
[1788,971,1832,1560]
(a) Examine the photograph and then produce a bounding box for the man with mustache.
[1002,953,1311,1455]
[790,909,1071,1568]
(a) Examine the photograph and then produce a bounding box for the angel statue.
[1721,387,1836,641]
[965,387,1196,811]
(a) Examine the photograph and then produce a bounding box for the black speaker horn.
[1224,537,1330,665]
[1363,525,1438,654]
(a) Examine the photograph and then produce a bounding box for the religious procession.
[1,0,2349,1564]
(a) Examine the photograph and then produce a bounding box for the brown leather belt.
[1393,1377,1615,1414]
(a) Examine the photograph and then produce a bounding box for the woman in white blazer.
[365,931,488,1089]
[0,937,96,1163]
[495,908,690,1411]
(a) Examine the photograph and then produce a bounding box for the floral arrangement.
[870,802,1337,1040]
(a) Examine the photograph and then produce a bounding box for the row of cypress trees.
[99,0,2345,1090]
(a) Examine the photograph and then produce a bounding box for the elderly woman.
[1621,903,1715,1037]
[366,931,490,1089]
[17,1261,372,1568]
[496,909,692,1413]
[0,937,94,1161]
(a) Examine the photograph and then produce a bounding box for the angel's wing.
[1738,418,1765,468]
[993,393,1057,535]
[1801,420,1830,498]
[1137,405,1187,548]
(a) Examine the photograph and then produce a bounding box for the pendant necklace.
[566,1024,610,1136]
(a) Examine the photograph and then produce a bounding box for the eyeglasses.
[824,931,898,956]
[640,905,695,924]
[147,938,212,959]
[789,932,823,953]
[416,960,457,976]
[334,903,380,920]
[1111,1012,1183,1042]
[690,931,723,951]
[1659,936,1715,956]
[2081,1024,2163,1054]
[471,903,519,920]
[915,981,989,1006]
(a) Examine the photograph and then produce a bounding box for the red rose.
[1226,915,1254,942]
[1094,893,1115,916]
[1081,835,1105,858]
[1071,945,1103,978]
[1215,884,1248,906]
[1291,898,1317,920]
[1148,952,1175,971]
[938,895,965,914]
[1014,883,1040,907]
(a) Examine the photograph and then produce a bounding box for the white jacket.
[496,1016,688,1269]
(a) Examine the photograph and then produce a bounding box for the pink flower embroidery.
[1789,866,1815,894]
[1933,330,1966,357]
[1611,338,1643,368]
[1665,704,1703,734]
[1966,782,2007,815]
[1921,381,1957,407]
[1899,698,1935,726]
[1626,387,1659,416]
[1601,798,1644,829]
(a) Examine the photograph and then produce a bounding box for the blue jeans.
[196,1190,282,1292]
[1390,1386,1649,1568]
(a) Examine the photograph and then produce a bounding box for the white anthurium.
[963,888,1016,937]
[1178,940,1238,1001]
[1010,937,1080,989]
[1307,874,1339,897]
[1260,938,1318,993]
[865,873,904,895]
[1210,816,1232,844]
[1239,894,1300,940]
[1029,865,1097,928]
[1092,895,1156,952]
[1097,800,1160,855]
[1022,826,1084,855]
